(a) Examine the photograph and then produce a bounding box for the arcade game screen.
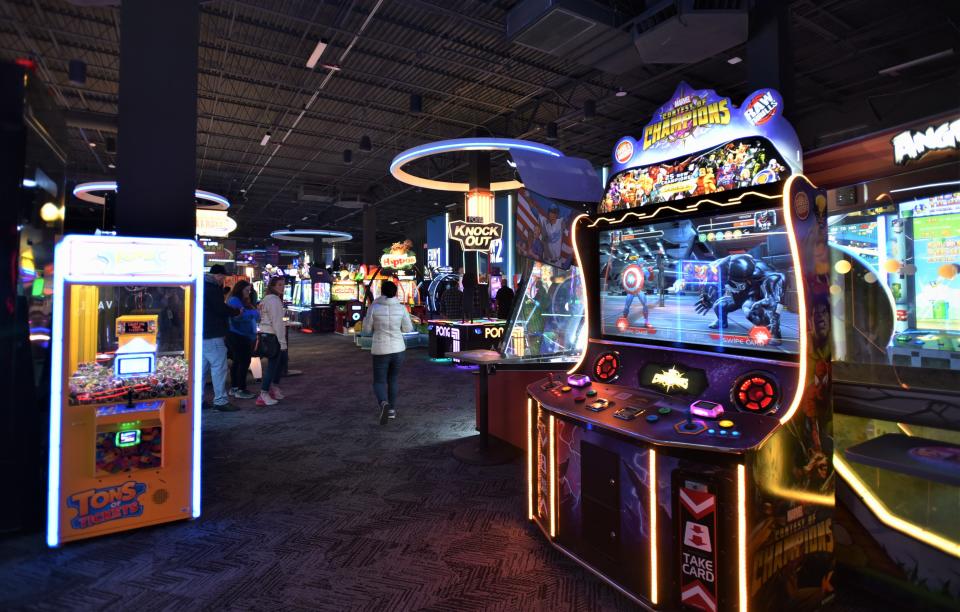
[313,282,331,305]
[828,191,960,371]
[297,279,311,307]
[598,208,800,355]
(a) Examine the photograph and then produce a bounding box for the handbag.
[253,332,281,359]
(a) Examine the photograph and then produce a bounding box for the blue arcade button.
[707,428,716,435]
[646,414,659,423]
[719,430,728,435]
[732,430,740,437]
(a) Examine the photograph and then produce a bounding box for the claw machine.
[47,235,204,546]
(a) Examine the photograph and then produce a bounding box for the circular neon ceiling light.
[239,248,300,257]
[389,137,563,193]
[72,181,231,210]
[270,229,353,243]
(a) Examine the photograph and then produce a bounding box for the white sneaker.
[256,391,278,406]
[269,385,285,400]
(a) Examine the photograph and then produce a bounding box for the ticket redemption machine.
[47,235,204,546]
[527,84,834,611]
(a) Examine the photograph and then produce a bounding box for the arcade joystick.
[674,405,708,435]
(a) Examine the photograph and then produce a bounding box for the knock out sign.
[678,482,719,612]
[448,220,503,252]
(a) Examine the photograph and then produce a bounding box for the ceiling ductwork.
[632,0,748,64]
[505,0,643,75]
[297,184,335,203]
[64,110,117,133]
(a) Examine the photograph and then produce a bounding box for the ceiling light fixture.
[305,39,328,69]
[615,87,627,97]
[727,56,742,65]
[88,142,96,148]
[260,132,272,146]
[107,163,116,169]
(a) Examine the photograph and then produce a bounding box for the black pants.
[226,332,253,391]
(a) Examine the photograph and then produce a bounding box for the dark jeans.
[260,345,286,392]
[226,332,253,391]
[372,351,405,407]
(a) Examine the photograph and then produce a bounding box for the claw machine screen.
[48,235,204,546]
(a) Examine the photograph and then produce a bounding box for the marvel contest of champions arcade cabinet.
[527,83,834,611]
[47,235,204,546]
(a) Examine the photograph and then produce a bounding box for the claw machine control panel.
[47,235,204,546]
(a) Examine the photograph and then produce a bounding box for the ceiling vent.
[297,184,334,203]
[506,0,643,75]
[633,0,748,64]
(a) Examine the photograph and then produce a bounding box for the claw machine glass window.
[48,235,204,546]
[502,262,586,361]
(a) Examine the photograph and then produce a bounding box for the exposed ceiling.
[2,0,958,255]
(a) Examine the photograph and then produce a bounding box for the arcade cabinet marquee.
[526,83,833,612]
[47,235,204,546]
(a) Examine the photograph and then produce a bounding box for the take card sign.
[679,483,719,612]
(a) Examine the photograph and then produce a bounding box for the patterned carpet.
[1,334,887,611]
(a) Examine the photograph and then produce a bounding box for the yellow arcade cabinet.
[47,235,204,546]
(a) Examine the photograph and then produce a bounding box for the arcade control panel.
[528,340,799,453]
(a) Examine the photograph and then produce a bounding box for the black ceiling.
[2,0,958,253]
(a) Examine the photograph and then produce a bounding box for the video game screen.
[904,194,960,332]
[297,279,311,307]
[313,282,331,305]
[599,208,799,355]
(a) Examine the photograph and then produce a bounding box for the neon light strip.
[191,242,204,518]
[737,464,748,612]
[649,449,658,604]
[549,413,556,538]
[777,175,810,424]
[72,181,232,209]
[46,240,67,547]
[889,180,960,194]
[835,454,960,558]
[586,191,782,229]
[527,398,534,520]
[567,214,590,374]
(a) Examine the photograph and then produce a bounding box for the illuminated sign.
[612,82,801,181]
[63,236,200,282]
[427,248,441,269]
[639,363,706,395]
[380,253,417,270]
[483,326,503,339]
[892,118,960,165]
[331,281,358,302]
[489,238,504,264]
[67,481,147,530]
[651,366,689,393]
[678,483,719,612]
[115,430,141,448]
[449,220,503,252]
[196,209,237,237]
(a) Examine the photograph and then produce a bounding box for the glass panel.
[68,284,190,406]
[503,262,585,359]
[828,191,960,390]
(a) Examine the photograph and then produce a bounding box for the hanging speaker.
[105,136,116,154]
[583,99,596,120]
[68,59,86,85]
[359,135,372,152]
[343,149,353,164]
[546,122,558,140]
[410,94,423,114]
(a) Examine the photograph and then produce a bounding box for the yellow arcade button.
[718,419,734,428]
[561,386,572,392]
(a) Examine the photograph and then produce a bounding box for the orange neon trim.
[527,398,534,520]
[835,455,960,558]
[737,464,748,612]
[567,214,591,375]
[777,174,812,424]
[549,414,556,538]
[649,449,658,604]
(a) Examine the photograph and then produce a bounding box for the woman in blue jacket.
[226,280,260,399]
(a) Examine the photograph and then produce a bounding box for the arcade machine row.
[527,84,834,612]
[827,174,960,603]
[48,235,204,546]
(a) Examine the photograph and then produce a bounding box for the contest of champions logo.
[642,95,731,151]
[67,480,147,529]
[652,366,689,393]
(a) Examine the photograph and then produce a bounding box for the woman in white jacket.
[363,280,414,424]
[257,276,287,406]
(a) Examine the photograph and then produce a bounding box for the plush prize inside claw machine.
[47,235,204,546]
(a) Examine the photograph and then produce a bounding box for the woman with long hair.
[225,280,259,399]
[257,276,287,406]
